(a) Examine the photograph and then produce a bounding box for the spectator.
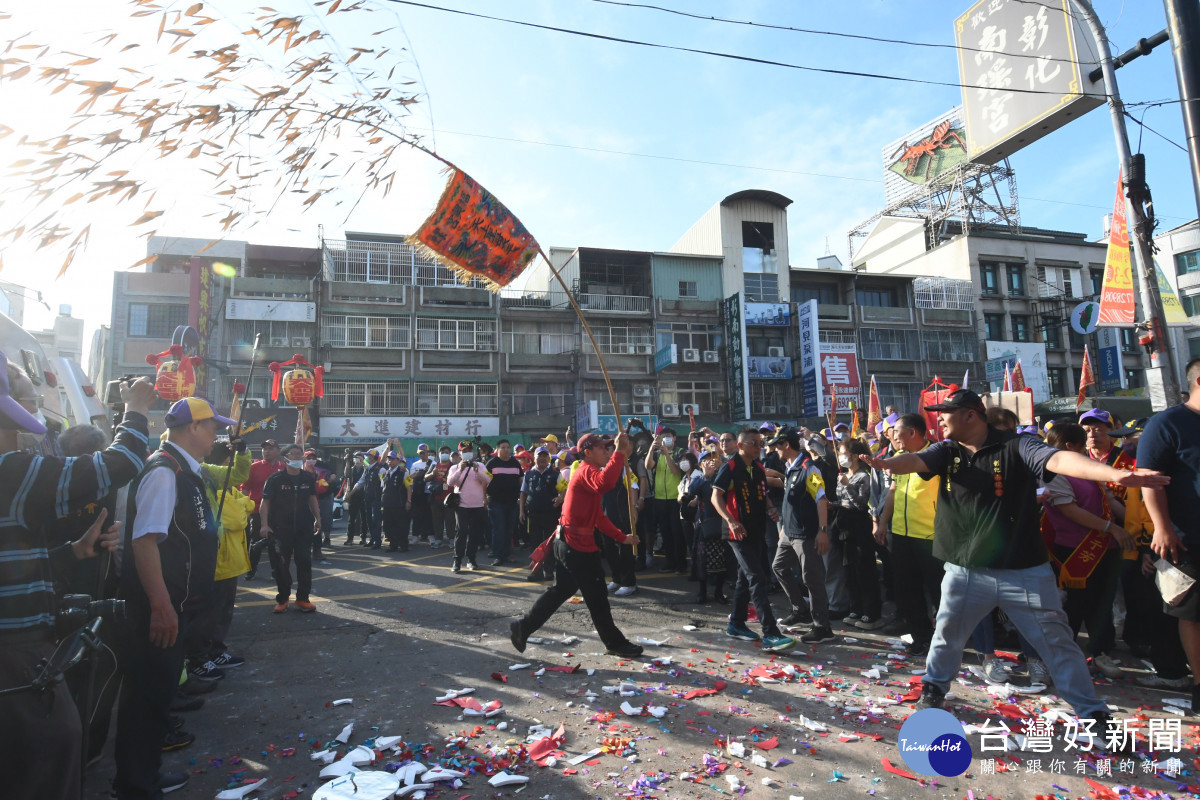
[381,450,412,552]
[409,444,433,544]
[834,438,882,630]
[341,453,366,546]
[644,427,688,573]
[425,446,456,549]
[486,439,524,566]
[687,450,730,604]
[520,446,564,581]
[305,449,341,564]
[447,441,491,573]
[239,439,283,579]
[260,444,322,614]
[356,449,385,549]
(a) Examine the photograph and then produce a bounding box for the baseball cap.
[924,389,986,414]
[458,440,474,451]
[577,433,613,451]
[386,450,399,459]
[541,434,559,444]
[165,397,236,429]
[766,425,802,449]
[758,421,777,433]
[1079,408,1116,427]
[0,350,45,434]
[534,445,550,455]
[1109,417,1147,437]
[262,438,280,448]
[417,443,430,452]
[513,444,525,453]
[833,422,849,432]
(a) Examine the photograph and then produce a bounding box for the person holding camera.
[643,426,688,573]
[0,356,155,800]
[446,440,491,573]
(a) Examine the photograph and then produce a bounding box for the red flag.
[1010,359,1026,392]
[410,168,540,291]
[1077,345,1096,409]
[1002,363,1012,392]
[1098,173,1135,325]
[850,401,860,438]
[866,375,882,429]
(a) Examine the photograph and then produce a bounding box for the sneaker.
[510,620,527,653]
[606,641,645,658]
[161,729,195,752]
[854,616,886,631]
[169,714,185,730]
[1136,673,1192,691]
[800,626,837,644]
[778,609,812,629]
[244,570,257,581]
[490,559,505,567]
[844,612,861,623]
[982,655,1009,685]
[318,559,332,566]
[159,771,189,794]
[211,652,245,668]
[170,692,204,712]
[905,640,930,658]
[1090,654,1124,679]
[916,683,945,709]
[761,633,796,653]
[614,585,638,597]
[295,600,317,613]
[273,602,288,614]
[190,661,225,680]
[179,675,217,696]
[465,561,479,571]
[452,559,461,574]
[1027,658,1051,690]
[606,581,619,593]
[725,623,761,642]
[431,539,443,548]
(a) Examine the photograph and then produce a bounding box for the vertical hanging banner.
[723,293,749,421]
[1154,262,1191,326]
[1077,345,1096,410]
[1010,359,1027,394]
[409,169,540,291]
[866,375,882,429]
[797,300,823,418]
[1097,176,1136,326]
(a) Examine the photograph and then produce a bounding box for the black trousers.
[840,509,881,619]
[454,506,488,562]
[346,495,366,541]
[528,508,559,577]
[430,498,456,542]
[601,530,637,587]
[410,497,432,540]
[519,537,630,650]
[1053,544,1122,658]
[728,535,781,637]
[114,605,188,800]
[383,505,410,550]
[889,534,943,646]
[247,512,278,575]
[1,636,83,800]
[274,529,313,603]
[652,499,687,569]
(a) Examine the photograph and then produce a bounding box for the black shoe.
[916,683,945,709]
[606,641,645,658]
[800,626,837,644]
[162,729,195,752]
[189,660,225,680]
[386,545,400,552]
[159,771,189,794]
[490,559,503,567]
[694,593,709,604]
[344,538,355,546]
[525,572,543,582]
[452,559,461,574]
[180,675,217,695]
[881,620,909,636]
[170,691,204,712]
[676,564,689,574]
[170,715,185,730]
[779,610,812,629]
[244,570,256,581]
[510,620,527,653]
[714,591,729,604]
[906,640,930,657]
[370,543,382,550]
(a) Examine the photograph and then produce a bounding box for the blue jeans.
[489,500,518,562]
[925,563,1105,716]
[366,498,382,546]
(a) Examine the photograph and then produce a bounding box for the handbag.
[1156,558,1197,606]
[444,465,470,509]
[698,516,725,542]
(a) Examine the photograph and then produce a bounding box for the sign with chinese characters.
[954,0,1103,165]
[985,341,1049,400]
[744,302,791,327]
[318,416,500,445]
[595,414,658,436]
[819,342,861,394]
[225,299,316,322]
[797,300,823,418]
[189,257,215,394]
[723,293,749,421]
[1098,175,1136,326]
[237,408,313,447]
[654,344,678,372]
[747,356,793,380]
[1096,327,1124,392]
[575,401,599,434]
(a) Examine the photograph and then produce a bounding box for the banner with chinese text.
[1098,176,1136,326]
[319,415,500,446]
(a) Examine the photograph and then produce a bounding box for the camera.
[103,376,141,406]
[55,594,124,641]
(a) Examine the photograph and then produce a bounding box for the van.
[51,356,110,432]
[0,310,68,454]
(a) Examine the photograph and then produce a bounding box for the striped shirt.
[0,412,149,632]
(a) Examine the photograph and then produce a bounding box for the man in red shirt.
[510,432,643,658]
[240,438,285,580]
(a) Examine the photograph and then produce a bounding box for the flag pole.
[214,334,261,526]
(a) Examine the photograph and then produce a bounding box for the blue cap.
[417,443,429,452]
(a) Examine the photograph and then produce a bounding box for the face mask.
[462,452,474,462]
[304,459,316,469]
[679,460,693,472]
[838,455,851,468]
[286,459,304,469]
[662,437,674,448]
[439,453,451,462]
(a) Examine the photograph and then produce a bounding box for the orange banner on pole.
[1077,345,1095,410]
[1011,359,1026,393]
[410,168,540,291]
[866,375,882,430]
[1097,174,1135,326]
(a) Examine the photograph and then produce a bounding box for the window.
[747,334,786,358]
[503,384,574,415]
[920,330,979,361]
[1090,267,1104,296]
[818,329,856,344]
[1125,369,1144,389]
[984,313,1005,341]
[586,381,633,415]
[415,317,497,351]
[743,273,779,302]
[793,284,840,305]
[227,320,314,347]
[322,314,410,349]
[657,322,717,353]
[325,240,476,287]
[1176,250,1200,276]
[876,381,923,414]
[1183,293,1200,318]
[1011,314,1030,342]
[678,281,698,298]
[502,322,576,355]
[659,381,720,413]
[1041,321,1062,350]
[856,285,898,307]
[1120,328,1139,353]
[741,222,776,274]
[980,262,999,295]
[1190,338,1200,359]
[584,325,653,355]
[322,381,410,415]
[859,328,918,360]
[749,382,792,416]
[127,303,188,338]
[414,382,498,416]
[1047,367,1067,398]
[1006,265,1025,296]
[1069,326,1087,350]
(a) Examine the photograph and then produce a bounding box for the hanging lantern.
[147,345,204,403]
[269,354,325,444]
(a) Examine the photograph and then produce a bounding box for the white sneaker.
[1090,654,1124,679]
[614,585,638,597]
[982,656,1009,685]
[606,581,619,593]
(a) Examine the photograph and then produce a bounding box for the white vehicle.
[0,311,68,453]
[50,356,109,432]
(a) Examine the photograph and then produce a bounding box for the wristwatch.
[818,525,829,532]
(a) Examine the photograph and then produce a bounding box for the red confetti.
[754,737,778,750]
[491,672,508,682]
[545,664,580,673]
[881,757,920,781]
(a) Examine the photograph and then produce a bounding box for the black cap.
[1108,417,1148,438]
[924,388,986,413]
[766,425,803,449]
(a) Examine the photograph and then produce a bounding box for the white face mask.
[439,453,451,462]
[286,458,304,469]
[662,437,674,448]
[838,455,850,468]
[679,460,693,472]
[462,452,474,462]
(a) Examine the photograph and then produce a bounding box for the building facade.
[1153,219,1200,384]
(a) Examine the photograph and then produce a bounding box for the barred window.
[415,318,497,351]
[584,325,654,355]
[128,303,188,338]
[322,315,410,349]
[658,381,721,413]
[322,381,410,415]
[749,382,793,415]
[920,330,979,361]
[414,383,498,416]
[226,320,314,348]
[859,328,919,360]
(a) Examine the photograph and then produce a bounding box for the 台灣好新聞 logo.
[897,708,972,777]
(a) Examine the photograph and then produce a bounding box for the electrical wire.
[380,0,1109,98]
[1123,111,1188,153]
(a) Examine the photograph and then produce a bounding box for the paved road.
[83,522,1197,800]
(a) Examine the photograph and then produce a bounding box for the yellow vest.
[892,444,938,541]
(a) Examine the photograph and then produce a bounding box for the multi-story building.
[30,305,85,363]
[1153,219,1200,383]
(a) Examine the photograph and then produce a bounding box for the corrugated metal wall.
[651,255,725,299]
[670,205,723,255]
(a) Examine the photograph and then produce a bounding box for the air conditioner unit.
[635,343,654,355]
[243,397,268,410]
[632,402,651,415]
[269,336,288,347]
[776,404,791,416]
[702,350,719,363]
[681,403,701,415]
[767,346,786,358]
[632,384,652,398]
[661,403,681,417]
[291,336,310,348]
[416,399,436,415]
[682,348,700,362]
[761,405,776,415]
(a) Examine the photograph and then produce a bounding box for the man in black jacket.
[342,452,366,545]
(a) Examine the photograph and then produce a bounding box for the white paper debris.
[636,637,667,647]
[434,688,475,703]
[509,663,531,671]
[727,742,746,757]
[334,722,354,744]
[330,698,353,706]
[216,778,267,800]
[568,748,604,765]
[489,772,530,787]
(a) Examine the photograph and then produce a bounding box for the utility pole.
[1071,0,1182,409]
[1165,0,1200,219]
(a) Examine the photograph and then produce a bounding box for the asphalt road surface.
[83,519,1199,800]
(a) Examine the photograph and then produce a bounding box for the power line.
[382,0,1110,98]
[1124,111,1188,153]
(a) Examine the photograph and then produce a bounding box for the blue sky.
[3,0,1192,350]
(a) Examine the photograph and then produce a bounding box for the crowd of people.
[6,351,1200,799]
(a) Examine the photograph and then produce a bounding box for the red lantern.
[269,355,325,444]
[147,345,203,403]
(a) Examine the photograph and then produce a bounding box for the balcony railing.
[578,293,652,313]
[502,393,576,416]
[502,331,578,355]
[499,289,572,309]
